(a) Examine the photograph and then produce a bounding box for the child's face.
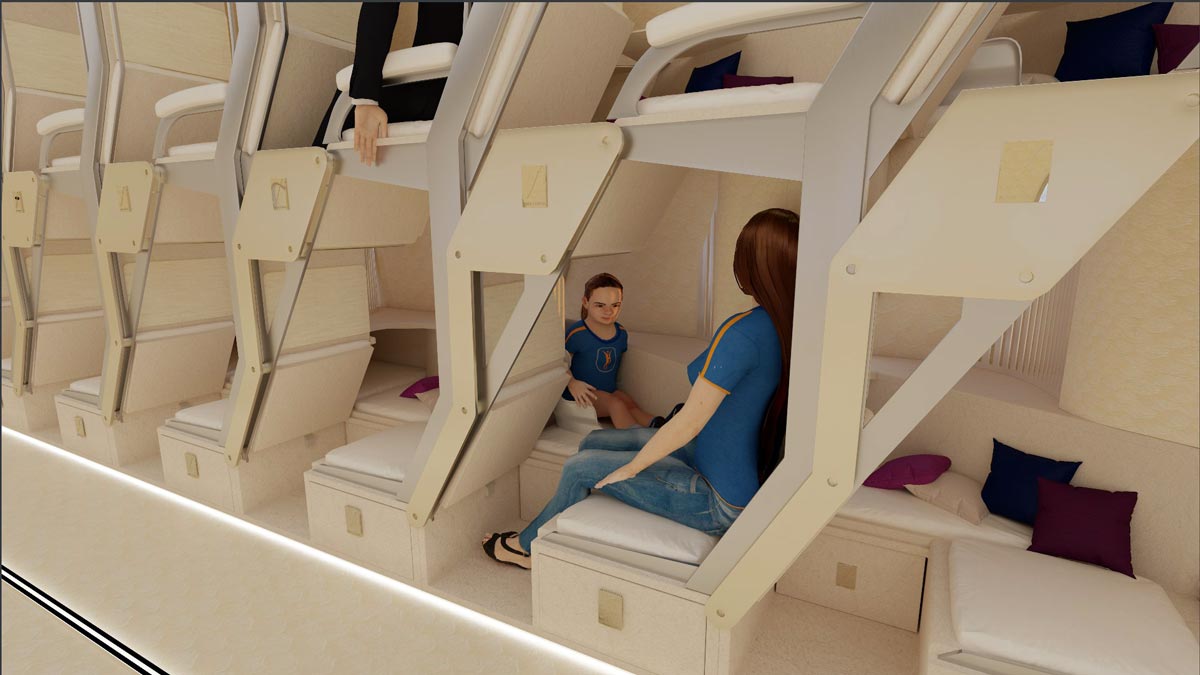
[585,287,622,325]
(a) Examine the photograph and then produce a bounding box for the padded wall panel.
[1059,145,1199,448]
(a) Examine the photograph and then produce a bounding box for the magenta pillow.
[400,376,439,399]
[1029,478,1138,577]
[863,454,951,490]
[722,74,794,89]
[1154,24,1200,73]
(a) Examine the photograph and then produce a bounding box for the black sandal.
[482,531,530,569]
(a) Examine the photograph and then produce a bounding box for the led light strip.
[2,427,631,675]
[1,565,166,674]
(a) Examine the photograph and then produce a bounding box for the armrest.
[335,42,458,93]
[35,108,85,136]
[645,2,863,49]
[154,83,227,119]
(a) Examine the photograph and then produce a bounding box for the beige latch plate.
[232,147,332,263]
[345,505,364,536]
[96,162,162,254]
[598,589,623,629]
[73,416,87,438]
[1,171,45,247]
[836,562,858,590]
[185,452,200,479]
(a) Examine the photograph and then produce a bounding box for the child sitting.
[564,273,661,429]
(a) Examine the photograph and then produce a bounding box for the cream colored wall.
[1059,144,1199,449]
[260,33,353,151]
[111,68,222,163]
[712,173,802,328]
[10,92,84,171]
[496,3,631,131]
[376,228,435,312]
[3,11,86,97]
[286,2,417,50]
[567,169,715,337]
[110,3,232,81]
[868,374,1200,599]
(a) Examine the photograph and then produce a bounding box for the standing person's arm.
[348,3,398,165]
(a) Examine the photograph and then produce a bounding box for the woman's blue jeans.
[518,427,742,553]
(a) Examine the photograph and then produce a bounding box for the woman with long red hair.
[485,208,798,568]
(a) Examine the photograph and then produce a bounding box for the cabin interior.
[2,3,1198,674]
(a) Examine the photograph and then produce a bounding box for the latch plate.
[185,452,200,479]
[345,505,363,537]
[598,589,623,629]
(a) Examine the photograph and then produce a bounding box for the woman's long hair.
[732,208,799,483]
[581,273,623,320]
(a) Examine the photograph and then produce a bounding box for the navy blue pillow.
[981,439,1082,525]
[1055,3,1174,82]
[685,52,741,93]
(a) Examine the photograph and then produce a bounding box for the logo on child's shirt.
[596,347,616,373]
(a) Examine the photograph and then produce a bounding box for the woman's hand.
[595,463,640,490]
[566,379,597,408]
[354,104,389,166]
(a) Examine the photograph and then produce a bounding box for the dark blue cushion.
[685,52,741,93]
[1055,2,1174,82]
[981,439,1081,525]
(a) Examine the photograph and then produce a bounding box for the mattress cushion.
[555,493,719,566]
[354,387,433,423]
[838,485,1032,548]
[36,108,85,136]
[323,422,426,482]
[68,376,102,398]
[534,425,586,459]
[173,398,229,431]
[1,356,11,373]
[357,362,425,401]
[50,155,81,169]
[949,539,1199,675]
[635,81,822,118]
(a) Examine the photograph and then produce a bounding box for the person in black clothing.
[312,2,464,165]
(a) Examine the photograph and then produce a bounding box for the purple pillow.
[400,376,438,399]
[1029,478,1138,577]
[864,454,951,490]
[722,74,795,89]
[1154,24,1200,73]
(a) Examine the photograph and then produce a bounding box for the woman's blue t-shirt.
[563,320,628,400]
[686,306,782,507]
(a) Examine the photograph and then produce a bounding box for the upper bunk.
[399,0,1200,631]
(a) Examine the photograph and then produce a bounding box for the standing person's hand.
[567,379,597,408]
[354,104,389,166]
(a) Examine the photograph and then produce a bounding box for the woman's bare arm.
[594,378,726,488]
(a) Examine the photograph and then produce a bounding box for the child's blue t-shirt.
[686,306,782,508]
[563,320,628,400]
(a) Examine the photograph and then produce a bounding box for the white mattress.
[1,357,11,373]
[323,422,426,483]
[50,155,81,169]
[340,120,432,143]
[353,388,432,423]
[949,540,1200,675]
[357,362,425,401]
[555,493,719,566]
[534,425,586,459]
[635,81,822,118]
[173,398,229,431]
[68,376,102,398]
[838,486,1032,548]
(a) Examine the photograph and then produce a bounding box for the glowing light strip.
[1,427,631,675]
